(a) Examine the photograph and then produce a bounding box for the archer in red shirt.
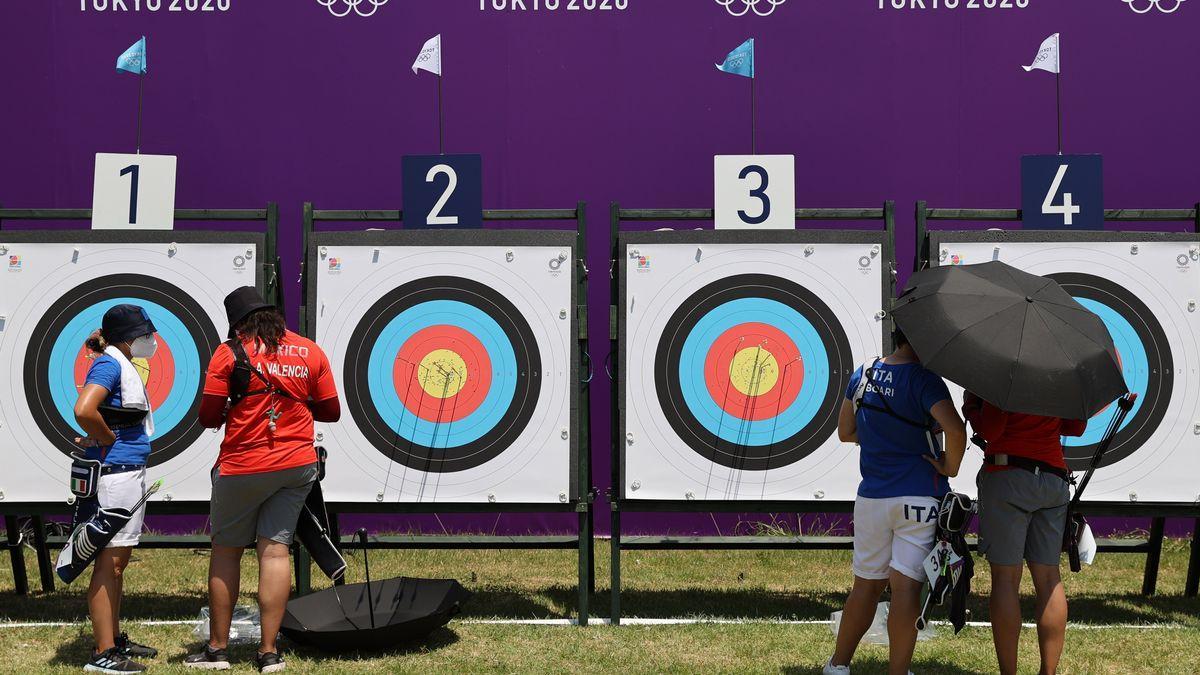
[201,330,340,475]
[962,391,1087,471]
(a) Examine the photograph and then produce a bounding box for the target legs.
[30,516,54,593]
[4,516,28,596]
[1141,517,1165,596]
[609,507,621,625]
[1186,518,1200,598]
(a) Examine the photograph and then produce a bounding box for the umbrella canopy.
[280,577,471,652]
[892,261,1127,419]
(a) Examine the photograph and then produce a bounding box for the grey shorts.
[978,468,1070,567]
[210,463,318,547]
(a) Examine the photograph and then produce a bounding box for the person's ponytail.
[85,329,107,354]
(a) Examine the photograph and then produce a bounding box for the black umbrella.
[892,261,1127,419]
[280,529,471,652]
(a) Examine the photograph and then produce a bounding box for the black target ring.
[343,276,542,473]
[654,273,854,471]
[24,274,220,467]
[1048,272,1173,470]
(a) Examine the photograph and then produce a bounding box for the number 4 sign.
[1021,155,1104,230]
[402,154,483,229]
[91,153,177,230]
[714,155,796,230]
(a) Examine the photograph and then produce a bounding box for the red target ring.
[703,322,804,421]
[393,325,492,424]
[71,338,176,411]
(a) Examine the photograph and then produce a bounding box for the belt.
[985,454,1069,481]
[101,464,145,476]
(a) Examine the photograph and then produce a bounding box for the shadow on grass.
[276,626,462,663]
[7,585,1197,626]
[782,655,980,675]
[0,590,208,622]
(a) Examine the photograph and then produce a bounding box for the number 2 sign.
[1021,155,1104,230]
[91,153,177,230]
[402,154,484,229]
[714,155,795,230]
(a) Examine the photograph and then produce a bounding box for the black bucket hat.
[224,286,274,335]
[101,304,156,345]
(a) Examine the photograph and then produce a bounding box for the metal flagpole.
[438,74,444,155]
[750,74,756,155]
[136,73,144,155]
[1056,34,1062,155]
[1055,71,1062,155]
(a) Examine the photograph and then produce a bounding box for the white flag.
[412,34,442,76]
[1022,33,1060,74]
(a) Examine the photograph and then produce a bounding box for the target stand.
[607,203,897,623]
[917,202,1200,598]
[0,204,281,596]
[301,204,595,624]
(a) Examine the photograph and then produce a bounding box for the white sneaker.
[823,658,851,674]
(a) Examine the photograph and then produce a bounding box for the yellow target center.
[729,347,779,396]
[418,349,469,398]
[133,358,151,387]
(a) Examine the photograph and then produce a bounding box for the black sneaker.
[183,644,231,670]
[115,632,159,659]
[84,647,147,673]
[255,651,285,673]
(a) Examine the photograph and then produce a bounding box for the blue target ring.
[678,297,829,446]
[47,298,202,442]
[366,300,517,448]
[654,274,853,471]
[23,274,220,466]
[1046,273,1172,470]
[343,276,542,473]
[1064,298,1147,447]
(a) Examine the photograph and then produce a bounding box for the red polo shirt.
[963,393,1087,471]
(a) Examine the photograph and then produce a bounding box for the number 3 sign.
[91,153,177,230]
[402,154,484,229]
[714,155,795,230]
[1021,154,1104,230]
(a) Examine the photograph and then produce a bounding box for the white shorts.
[97,469,147,548]
[852,495,939,582]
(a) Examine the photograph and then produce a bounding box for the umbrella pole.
[357,528,376,629]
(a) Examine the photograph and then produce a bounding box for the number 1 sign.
[402,154,484,229]
[91,153,177,230]
[714,155,796,230]
[1021,155,1104,230]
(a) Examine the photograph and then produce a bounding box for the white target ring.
[312,233,574,504]
[937,238,1200,504]
[623,235,885,501]
[0,236,260,503]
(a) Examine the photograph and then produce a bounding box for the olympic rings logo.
[716,0,787,17]
[1123,0,1186,13]
[317,0,389,18]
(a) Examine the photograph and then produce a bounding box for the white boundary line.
[0,618,1187,630]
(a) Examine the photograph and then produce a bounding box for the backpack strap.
[853,358,936,431]
[225,339,298,409]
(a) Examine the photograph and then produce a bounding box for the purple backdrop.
[3,0,1198,536]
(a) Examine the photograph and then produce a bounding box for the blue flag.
[716,38,754,78]
[116,36,147,75]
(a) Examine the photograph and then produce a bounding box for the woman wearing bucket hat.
[73,304,161,673]
[185,287,340,673]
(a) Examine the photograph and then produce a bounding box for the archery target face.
[936,239,1200,503]
[0,239,259,503]
[313,240,573,503]
[623,239,884,501]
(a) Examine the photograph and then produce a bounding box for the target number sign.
[1021,154,1104,230]
[91,153,177,230]
[401,154,483,229]
[714,155,795,230]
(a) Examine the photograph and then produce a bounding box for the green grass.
[1,538,1197,673]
